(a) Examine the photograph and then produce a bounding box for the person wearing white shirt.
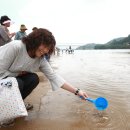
[0,28,88,127]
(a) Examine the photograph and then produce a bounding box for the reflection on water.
[43,49,130,130]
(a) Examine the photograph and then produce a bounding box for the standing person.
[0,28,88,127]
[0,15,15,46]
[14,24,27,40]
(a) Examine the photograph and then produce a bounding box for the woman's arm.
[61,82,89,100]
[40,59,89,99]
[9,32,16,39]
[0,26,11,42]
[0,42,19,79]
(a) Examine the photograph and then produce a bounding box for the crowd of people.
[0,15,88,127]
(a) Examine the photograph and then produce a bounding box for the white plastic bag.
[0,77,28,122]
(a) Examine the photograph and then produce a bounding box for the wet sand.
[0,72,89,130]
[0,72,110,130]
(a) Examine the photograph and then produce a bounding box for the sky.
[1,0,130,45]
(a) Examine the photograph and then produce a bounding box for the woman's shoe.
[0,119,15,127]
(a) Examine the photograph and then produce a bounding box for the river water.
[40,49,130,130]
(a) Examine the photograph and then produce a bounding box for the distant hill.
[76,35,130,50]
[76,43,96,50]
[106,37,125,45]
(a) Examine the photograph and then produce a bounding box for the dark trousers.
[16,73,39,100]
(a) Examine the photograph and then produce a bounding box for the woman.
[0,15,15,46]
[0,28,88,126]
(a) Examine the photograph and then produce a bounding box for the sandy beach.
[0,72,87,130]
[1,50,130,130]
[0,72,51,130]
[0,72,88,130]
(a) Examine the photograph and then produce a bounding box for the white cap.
[3,20,14,24]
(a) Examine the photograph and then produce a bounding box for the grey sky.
[1,0,130,45]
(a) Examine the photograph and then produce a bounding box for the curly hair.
[22,28,56,57]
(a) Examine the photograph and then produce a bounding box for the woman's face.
[4,22,11,27]
[35,44,49,57]
[21,29,26,32]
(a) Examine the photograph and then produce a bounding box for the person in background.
[14,24,27,40]
[0,15,15,46]
[32,27,38,31]
[0,28,88,127]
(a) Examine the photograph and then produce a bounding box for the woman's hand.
[9,32,16,38]
[77,89,89,100]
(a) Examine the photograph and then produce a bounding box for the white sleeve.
[0,43,19,79]
[39,58,65,91]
